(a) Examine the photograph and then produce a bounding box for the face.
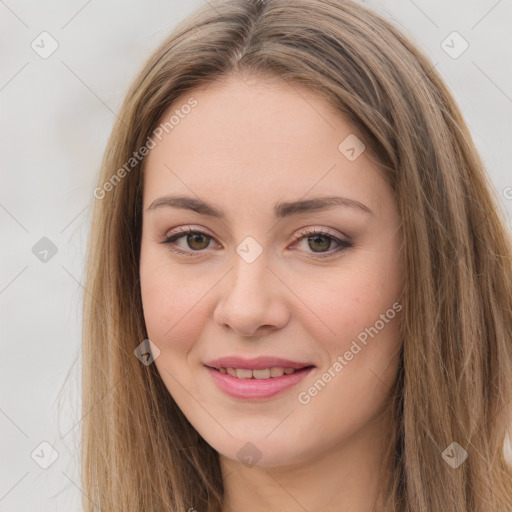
[139,74,403,468]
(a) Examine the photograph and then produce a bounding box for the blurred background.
[1,0,511,510]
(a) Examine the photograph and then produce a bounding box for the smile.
[211,366,302,379]
[204,365,314,399]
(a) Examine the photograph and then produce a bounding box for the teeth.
[236,368,253,379]
[218,367,301,379]
[252,368,270,379]
[270,367,284,377]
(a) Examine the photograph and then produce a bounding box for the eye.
[290,227,353,258]
[159,226,217,256]
[159,226,353,258]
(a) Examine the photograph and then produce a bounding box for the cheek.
[301,260,402,402]
[139,244,209,350]
[305,265,400,343]
[297,271,401,434]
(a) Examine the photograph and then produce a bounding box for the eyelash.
[159,226,353,259]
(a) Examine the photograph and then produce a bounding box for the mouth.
[205,365,314,379]
[203,360,315,400]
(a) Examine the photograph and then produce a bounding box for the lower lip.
[204,366,314,399]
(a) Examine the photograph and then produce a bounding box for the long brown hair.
[81,0,512,510]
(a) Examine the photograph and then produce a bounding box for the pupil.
[309,235,330,252]
[188,233,209,250]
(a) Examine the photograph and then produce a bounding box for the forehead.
[142,75,386,217]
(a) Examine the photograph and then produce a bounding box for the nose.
[213,250,290,338]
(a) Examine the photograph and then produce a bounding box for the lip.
[203,357,315,400]
[203,356,314,370]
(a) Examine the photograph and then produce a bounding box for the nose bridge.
[229,238,271,300]
[213,237,289,335]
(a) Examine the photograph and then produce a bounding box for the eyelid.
[159,225,352,258]
[158,225,220,256]
[293,225,350,242]
[162,224,215,240]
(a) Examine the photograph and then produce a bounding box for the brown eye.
[160,227,216,256]
[185,232,211,250]
[160,226,352,259]
[292,228,353,259]
[307,234,332,253]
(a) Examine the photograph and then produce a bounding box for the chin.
[213,435,315,469]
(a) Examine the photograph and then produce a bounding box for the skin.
[139,74,404,512]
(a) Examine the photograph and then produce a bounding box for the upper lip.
[203,356,315,370]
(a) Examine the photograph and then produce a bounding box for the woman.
[82,0,512,510]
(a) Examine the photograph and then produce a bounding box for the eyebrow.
[146,195,373,218]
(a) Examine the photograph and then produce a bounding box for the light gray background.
[1,1,511,510]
